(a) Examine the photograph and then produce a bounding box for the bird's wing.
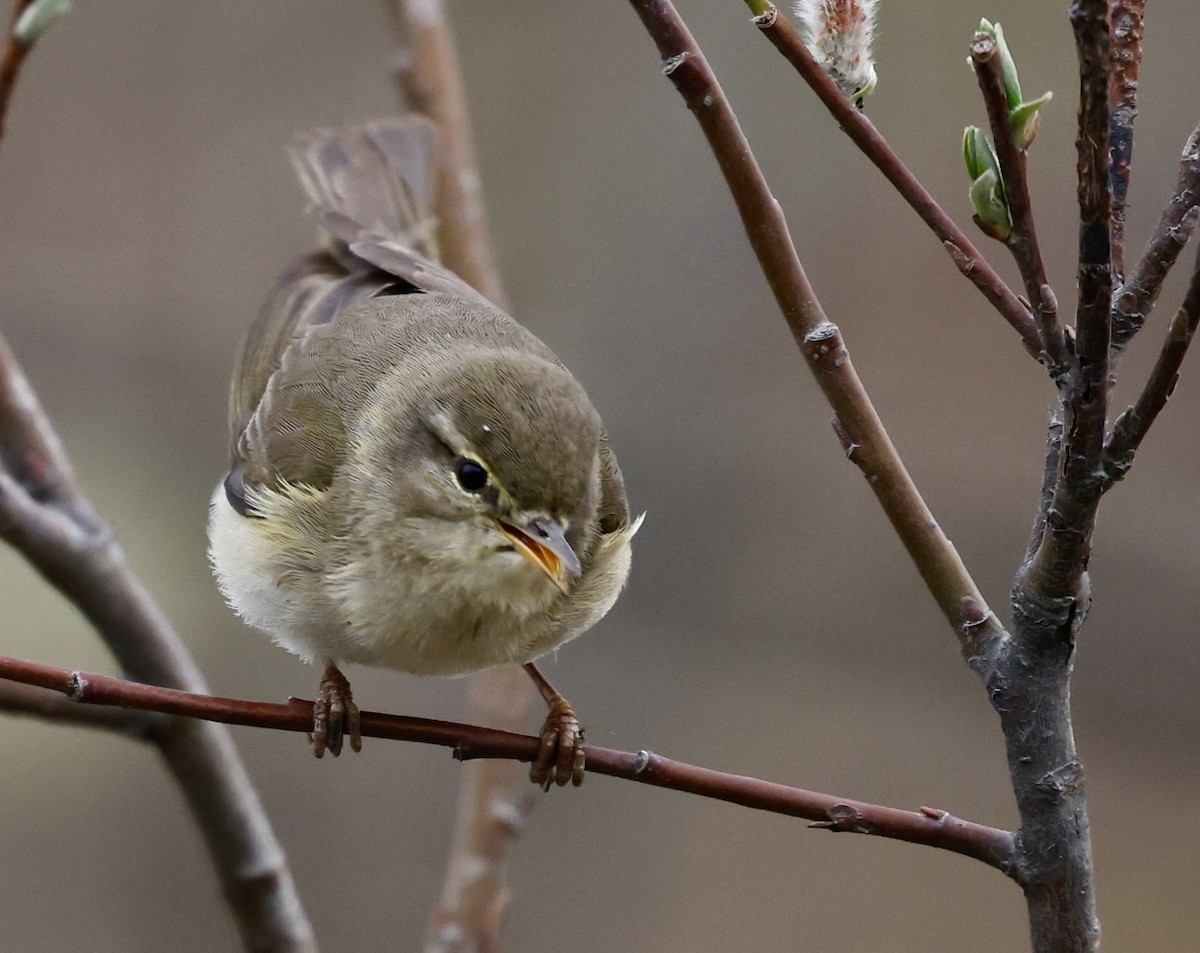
[229,117,497,495]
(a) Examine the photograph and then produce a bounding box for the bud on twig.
[13,0,72,46]
[794,0,878,105]
[975,18,1052,150]
[963,125,1012,241]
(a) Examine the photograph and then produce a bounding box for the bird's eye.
[454,458,489,493]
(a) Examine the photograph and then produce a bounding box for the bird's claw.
[311,664,362,758]
[531,697,585,789]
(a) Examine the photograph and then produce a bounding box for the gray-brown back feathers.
[227,117,630,534]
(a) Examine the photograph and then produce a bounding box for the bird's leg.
[523,662,585,789]
[311,661,362,758]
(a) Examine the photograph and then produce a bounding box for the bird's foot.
[311,663,362,758]
[524,662,585,789]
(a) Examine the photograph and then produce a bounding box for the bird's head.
[343,348,604,598]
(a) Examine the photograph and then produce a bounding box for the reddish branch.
[0,652,1019,873]
[746,6,1045,363]
[970,33,1069,374]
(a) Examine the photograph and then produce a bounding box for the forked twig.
[746,5,1045,363]
[969,33,1068,373]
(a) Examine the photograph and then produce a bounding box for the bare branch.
[382,3,530,950]
[384,0,506,310]
[625,0,1007,669]
[970,32,1069,374]
[624,3,1107,950]
[0,652,1019,874]
[1022,2,1113,607]
[0,678,153,734]
[746,6,1045,363]
[1108,0,1146,279]
[1111,125,1200,356]
[1103,242,1200,487]
[0,331,316,953]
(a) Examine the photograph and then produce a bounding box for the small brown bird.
[208,117,639,787]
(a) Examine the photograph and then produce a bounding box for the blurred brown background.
[1,2,1197,950]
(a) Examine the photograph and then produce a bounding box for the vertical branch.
[383,3,534,951]
[624,2,1106,951]
[999,5,1112,952]
[1108,0,1146,280]
[385,0,506,310]
[970,33,1068,373]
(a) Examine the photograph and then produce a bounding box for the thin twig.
[0,652,1020,875]
[384,0,506,310]
[1111,124,1200,357]
[970,32,1069,374]
[0,331,316,953]
[626,0,1008,669]
[0,678,153,734]
[1103,242,1200,488]
[746,5,1045,363]
[382,3,531,950]
[1108,0,1146,280]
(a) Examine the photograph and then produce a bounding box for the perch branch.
[0,653,1020,875]
[383,3,531,951]
[0,331,316,953]
[970,33,1069,374]
[746,5,1046,364]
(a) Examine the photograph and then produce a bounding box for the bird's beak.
[497,517,582,593]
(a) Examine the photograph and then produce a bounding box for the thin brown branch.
[1108,0,1146,280]
[384,0,506,310]
[748,6,1046,364]
[626,0,1007,668]
[970,33,1069,375]
[0,652,1020,875]
[382,4,528,950]
[1103,241,1200,487]
[0,678,152,734]
[0,331,316,953]
[1111,125,1200,357]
